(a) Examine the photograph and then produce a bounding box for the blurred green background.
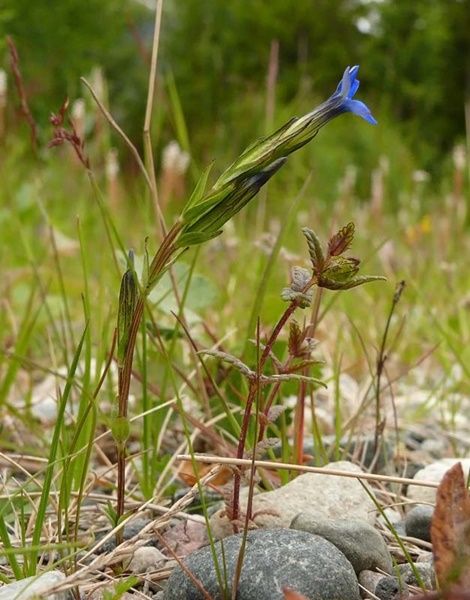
[1,0,469,181]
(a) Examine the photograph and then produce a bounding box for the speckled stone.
[290,515,393,574]
[162,528,361,600]
[397,562,436,590]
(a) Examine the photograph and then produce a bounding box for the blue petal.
[344,99,378,125]
[349,65,360,80]
[350,77,360,98]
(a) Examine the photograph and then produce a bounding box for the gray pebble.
[404,505,433,542]
[359,570,409,600]
[96,518,153,553]
[163,528,361,600]
[397,562,436,590]
[290,514,393,574]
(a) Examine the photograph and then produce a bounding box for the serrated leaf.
[431,462,470,591]
[328,222,355,256]
[280,287,312,308]
[302,227,324,271]
[290,266,311,291]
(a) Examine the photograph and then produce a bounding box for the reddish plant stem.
[231,299,300,527]
[293,286,323,465]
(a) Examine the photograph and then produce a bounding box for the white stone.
[407,458,470,506]
[0,570,70,600]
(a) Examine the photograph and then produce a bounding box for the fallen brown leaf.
[177,459,233,486]
[431,462,470,594]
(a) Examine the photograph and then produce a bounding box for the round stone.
[163,528,361,600]
[404,505,434,542]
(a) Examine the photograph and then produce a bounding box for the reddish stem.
[231,299,300,527]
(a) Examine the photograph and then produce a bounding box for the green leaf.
[322,256,360,284]
[319,274,386,290]
[181,162,214,217]
[111,416,130,446]
[176,229,223,248]
[302,227,324,271]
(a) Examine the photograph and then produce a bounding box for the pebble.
[290,515,393,574]
[162,528,361,600]
[358,570,409,600]
[397,562,436,590]
[404,505,433,542]
[126,546,166,573]
[407,459,470,505]
[96,517,153,553]
[0,570,70,600]
[210,461,378,538]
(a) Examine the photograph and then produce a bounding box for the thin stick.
[80,77,153,193]
[177,454,440,489]
[374,280,405,451]
[143,0,166,233]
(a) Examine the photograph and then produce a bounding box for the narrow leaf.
[181,162,214,216]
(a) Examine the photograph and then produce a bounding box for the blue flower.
[332,65,377,125]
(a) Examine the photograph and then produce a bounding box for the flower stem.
[115,221,182,545]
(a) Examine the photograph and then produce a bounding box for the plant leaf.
[431,462,470,591]
[181,162,214,216]
[302,227,324,271]
[328,222,355,256]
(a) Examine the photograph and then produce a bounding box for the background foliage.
[1,0,469,172]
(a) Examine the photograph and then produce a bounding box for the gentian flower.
[214,65,377,189]
[179,66,376,247]
[325,65,377,125]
